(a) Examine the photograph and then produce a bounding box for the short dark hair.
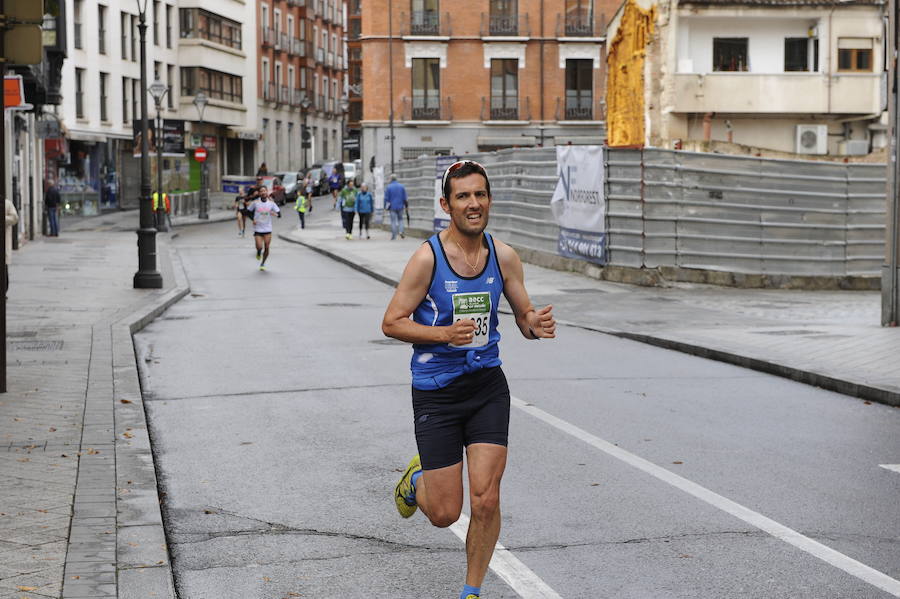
[442,161,490,200]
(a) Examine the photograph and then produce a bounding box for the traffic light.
[3,0,44,65]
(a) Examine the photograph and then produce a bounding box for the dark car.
[274,171,301,202]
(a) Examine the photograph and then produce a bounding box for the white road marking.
[449,514,563,599]
[511,396,900,598]
[880,464,900,474]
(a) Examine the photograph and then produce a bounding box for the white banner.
[550,145,607,264]
[373,166,385,223]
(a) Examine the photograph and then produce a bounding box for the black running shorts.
[412,366,510,471]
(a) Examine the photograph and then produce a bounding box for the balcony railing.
[555,96,603,121]
[290,38,310,57]
[402,96,452,121]
[556,12,605,38]
[261,27,273,47]
[323,1,333,22]
[287,0,305,6]
[291,88,304,107]
[481,13,529,37]
[272,29,285,51]
[264,81,277,102]
[279,85,290,104]
[481,96,531,121]
[315,47,325,63]
[317,94,325,111]
[402,11,451,37]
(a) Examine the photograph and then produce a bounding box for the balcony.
[481,96,531,122]
[402,12,451,38]
[316,47,325,64]
[402,96,452,122]
[672,73,881,115]
[279,85,290,104]
[287,0,305,6]
[555,97,603,121]
[323,1,333,22]
[481,13,529,37]
[326,52,334,68]
[291,88,305,107]
[264,81,277,102]
[317,93,325,112]
[290,38,309,57]
[556,12,605,39]
[261,27,273,47]
[272,29,285,52]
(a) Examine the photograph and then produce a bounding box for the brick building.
[360,0,615,177]
[257,0,348,173]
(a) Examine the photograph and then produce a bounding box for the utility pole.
[388,0,395,174]
[886,0,900,326]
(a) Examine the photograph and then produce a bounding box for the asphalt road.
[134,217,900,599]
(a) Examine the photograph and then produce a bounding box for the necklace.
[451,234,482,273]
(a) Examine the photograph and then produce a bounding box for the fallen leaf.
[17,458,29,463]
[204,509,216,514]
[120,399,132,404]
[17,587,37,592]
[672,461,683,465]
[86,448,100,455]
[48,427,57,432]
[864,401,872,405]
[122,432,133,439]
[263,576,272,583]
[72,575,81,579]
[590,483,600,487]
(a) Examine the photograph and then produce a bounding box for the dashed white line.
[511,396,900,598]
[449,514,563,599]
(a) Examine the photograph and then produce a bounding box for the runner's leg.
[255,233,263,259]
[463,443,507,589]
[415,462,464,528]
[261,233,272,266]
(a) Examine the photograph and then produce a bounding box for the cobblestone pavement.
[280,208,900,406]
[0,226,184,599]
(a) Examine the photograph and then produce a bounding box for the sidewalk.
[0,220,189,598]
[280,208,900,407]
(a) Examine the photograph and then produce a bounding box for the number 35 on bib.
[451,292,491,348]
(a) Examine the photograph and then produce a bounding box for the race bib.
[451,292,491,348]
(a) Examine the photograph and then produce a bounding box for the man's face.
[441,173,491,236]
[259,186,268,198]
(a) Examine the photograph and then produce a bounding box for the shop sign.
[4,76,24,108]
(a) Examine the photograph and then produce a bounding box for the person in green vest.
[294,190,309,229]
[339,179,357,240]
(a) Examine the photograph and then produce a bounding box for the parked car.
[275,171,301,202]
[343,162,360,186]
[259,175,286,205]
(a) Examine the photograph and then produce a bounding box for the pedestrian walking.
[382,160,556,599]
[329,170,343,209]
[5,198,18,296]
[385,173,407,240]
[256,162,269,176]
[356,183,374,239]
[295,190,309,229]
[246,185,281,270]
[45,179,61,237]
[339,180,357,240]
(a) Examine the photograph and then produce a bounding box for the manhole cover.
[11,340,64,351]
[370,338,406,345]
[317,302,362,307]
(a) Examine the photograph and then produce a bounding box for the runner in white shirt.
[247,185,281,271]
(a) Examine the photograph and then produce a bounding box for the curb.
[111,245,191,599]
[278,232,900,408]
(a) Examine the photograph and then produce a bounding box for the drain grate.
[11,340,64,351]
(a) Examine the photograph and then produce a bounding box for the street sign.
[194,147,207,162]
[3,0,44,65]
[36,120,60,138]
[3,76,24,108]
[301,142,311,149]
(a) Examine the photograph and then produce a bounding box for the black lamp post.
[340,95,350,162]
[149,78,168,232]
[193,92,209,219]
[300,94,312,172]
[133,0,162,289]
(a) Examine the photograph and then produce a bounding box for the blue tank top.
[410,233,504,390]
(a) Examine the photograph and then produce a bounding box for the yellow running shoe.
[394,454,421,518]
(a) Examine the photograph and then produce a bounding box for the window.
[262,4,269,29]
[412,57,440,119]
[785,37,818,72]
[121,12,129,58]
[411,0,439,36]
[74,0,83,49]
[75,68,85,118]
[490,58,518,119]
[154,61,161,82]
[287,15,294,39]
[838,38,873,72]
[274,9,281,36]
[167,65,175,108]
[132,79,139,124]
[565,59,592,119]
[564,0,593,36]
[100,72,109,121]
[180,67,243,103]
[98,5,106,54]
[289,66,295,91]
[713,38,748,72]
[131,15,137,61]
[153,1,160,45]
[166,5,172,48]
[489,0,518,36]
[179,8,242,50]
[122,77,129,123]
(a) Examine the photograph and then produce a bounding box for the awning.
[66,130,108,143]
[476,135,537,147]
[227,127,261,140]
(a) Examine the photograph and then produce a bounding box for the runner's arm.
[497,241,556,339]
[382,243,476,345]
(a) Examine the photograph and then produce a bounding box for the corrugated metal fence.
[394,147,887,280]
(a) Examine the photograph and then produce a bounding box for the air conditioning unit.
[837,139,869,156]
[795,124,828,155]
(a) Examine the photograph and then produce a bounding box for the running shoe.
[256,253,261,261]
[464,595,480,599]
[394,454,421,518]
[259,265,266,271]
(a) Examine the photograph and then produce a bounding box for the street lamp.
[192,91,209,219]
[300,93,312,172]
[149,78,168,232]
[133,0,162,289]
[340,95,350,162]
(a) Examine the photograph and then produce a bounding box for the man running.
[382,160,556,599]
[246,185,281,270]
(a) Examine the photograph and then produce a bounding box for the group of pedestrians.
[234,176,281,271]
[336,180,375,240]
